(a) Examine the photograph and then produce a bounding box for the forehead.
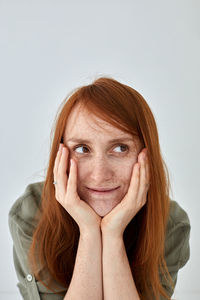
[64,104,132,139]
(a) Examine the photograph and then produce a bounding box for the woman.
[8,76,191,300]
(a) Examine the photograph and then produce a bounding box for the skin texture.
[54,103,150,298]
[54,102,150,235]
[62,103,148,218]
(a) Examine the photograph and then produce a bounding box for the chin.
[96,210,108,217]
[90,204,116,217]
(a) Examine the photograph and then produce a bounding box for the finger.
[57,146,69,196]
[66,158,78,202]
[137,153,148,204]
[142,149,150,187]
[145,154,150,183]
[127,162,140,201]
[53,144,63,179]
[59,146,69,180]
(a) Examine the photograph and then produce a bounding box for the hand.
[100,148,150,239]
[53,143,102,234]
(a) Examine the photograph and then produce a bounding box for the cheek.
[120,161,135,189]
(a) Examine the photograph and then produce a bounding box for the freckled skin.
[64,103,143,217]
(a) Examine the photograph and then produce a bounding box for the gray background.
[1,0,199,299]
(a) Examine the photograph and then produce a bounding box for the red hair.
[28,76,174,299]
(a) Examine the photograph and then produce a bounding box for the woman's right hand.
[53,143,102,235]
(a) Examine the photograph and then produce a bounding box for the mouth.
[86,186,120,194]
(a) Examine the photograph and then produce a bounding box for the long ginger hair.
[28,76,174,299]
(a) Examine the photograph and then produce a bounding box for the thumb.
[67,158,78,201]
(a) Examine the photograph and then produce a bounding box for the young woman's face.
[64,104,143,217]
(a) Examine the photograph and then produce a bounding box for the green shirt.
[8,181,191,299]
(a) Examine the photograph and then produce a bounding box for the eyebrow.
[66,137,134,144]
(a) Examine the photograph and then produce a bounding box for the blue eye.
[113,144,128,153]
[74,145,89,154]
[73,144,129,154]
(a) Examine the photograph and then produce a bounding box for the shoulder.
[166,199,191,243]
[165,199,191,270]
[168,199,190,227]
[158,199,191,296]
[8,181,68,298]
[8,181,44,235]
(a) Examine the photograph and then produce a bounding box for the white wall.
[1,0,199,298]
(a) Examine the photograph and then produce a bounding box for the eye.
[113,144,129,153]
[73,144,89,154]
[72,144,129,155]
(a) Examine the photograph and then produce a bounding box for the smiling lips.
[86,186,120,193]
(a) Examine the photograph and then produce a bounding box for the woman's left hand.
[101,148,150,238]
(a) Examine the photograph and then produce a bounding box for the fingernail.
[59,143,62,150]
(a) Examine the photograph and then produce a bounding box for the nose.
[89,156,114,183]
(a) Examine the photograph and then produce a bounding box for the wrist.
[102,232,124,252]
[80,226,101,238]
[101,229,123,241]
